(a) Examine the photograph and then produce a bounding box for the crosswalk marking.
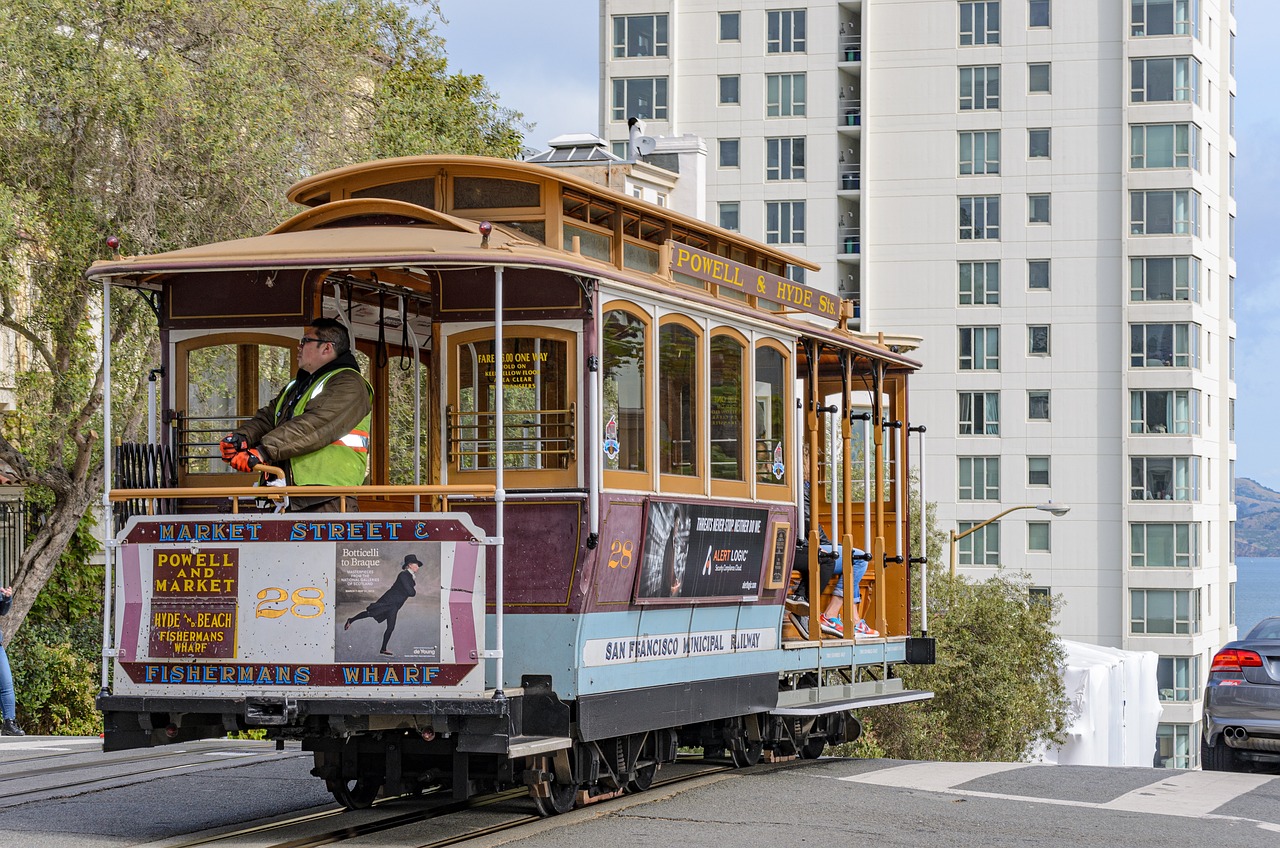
[834,761,1280,829]
[1101,770,1276,818]
[839,761,1028,791]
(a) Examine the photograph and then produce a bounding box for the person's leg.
[380,611,398,654]
[0,644,16,721]
[822,548,845,619]
[346,609,373,628]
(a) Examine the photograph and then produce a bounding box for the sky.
[439,0,1280,490]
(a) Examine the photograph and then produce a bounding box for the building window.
[959,326,1000,371]
[1028,325,1050,356]
[1028,456,1050,486]
[1132,0,1197,37]
[1130,322,1199,368]
[1132,589,1201,635]
[959,1,1001,46]
[959,456,1001,501]
[1157,656,1200,702]
[1132,522,1199,568]
[959,391,1000,436]
[1130,189,1200,236]
[1028,390,1050,420]
[1028,62,1051,93]
[959,261,1000,305]
[1131,389,1200,435]
[1029,0,1051,28]
[719,75,740,105]
[1131,57,1200,103]
[1028,193,1051,224]
[959,130,1001,175]
[718,139,740,168]
[1029,586,1052,604]
[787,266,806,284]
[1028,259,1050,290]
[1130,257,1200,302]
[1131,124,1199,170]
[720,12,740,41]
[1156,723,1200,769]
[959,521,1001,565]
[1130,456,1200,501]
[960,65,1001,110]
[766,137,806,181]
[767,9,807,53]
[766,73,807,117]
[1028,127,1051,158]
[612,14,668,58]
[612,77,669,122]
[1230,154,1236,197]
[719,202,740,231]
[765,201,805,244]
[1028,522,1051,552]
[960,195,1000,240]
[1230,581,1237,624]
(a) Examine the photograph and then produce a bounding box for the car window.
[1246,618,1280,640]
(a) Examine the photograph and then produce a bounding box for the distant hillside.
[1235,478,1280,557]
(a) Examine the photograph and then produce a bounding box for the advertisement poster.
[637,501,770,601]
[335,543,442,662]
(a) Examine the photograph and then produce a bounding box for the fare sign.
[668,242,840,320]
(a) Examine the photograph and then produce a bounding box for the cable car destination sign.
[668,241,839,320]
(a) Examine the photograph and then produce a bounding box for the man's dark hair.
[309,317,350,355]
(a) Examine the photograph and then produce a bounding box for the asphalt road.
[2,737,1278,848]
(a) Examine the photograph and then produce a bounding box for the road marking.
[835,762,1280,830]
[839,761,1029,791]
[1100,770,1276,818]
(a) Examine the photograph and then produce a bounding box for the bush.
[9,619,103,736]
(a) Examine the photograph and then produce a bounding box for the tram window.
[503,221,547,243]
[453,334,571,471]
[563,223,613,263]
[710,335,745,481]
[659,323,698,477]
[385,353,431,485]
[623,242,660,274]
[755,346,787,486]
[351,178,435,209]
[452,177,540,210]
[603,310,647,473]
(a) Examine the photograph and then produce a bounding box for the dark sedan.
[1203,616,1280,771]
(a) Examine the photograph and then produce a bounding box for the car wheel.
[1201,734,1245,772]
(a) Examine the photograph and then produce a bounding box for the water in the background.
[1235,557,1280,635]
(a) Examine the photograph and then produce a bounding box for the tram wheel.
[328,777,380,809]
[626,761,658,793]
[728,717,763,768]
[533,779,577,816]
[799,735,827,759]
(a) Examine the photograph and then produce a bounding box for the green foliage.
[8,619,103,736]
[28,513,103,625]
[863,565,1068,762]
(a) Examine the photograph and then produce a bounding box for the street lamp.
[949,503,1071,576]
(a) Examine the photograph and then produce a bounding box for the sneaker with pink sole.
[853,619,879,637]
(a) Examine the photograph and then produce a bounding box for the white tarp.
[1038,640,1163,767]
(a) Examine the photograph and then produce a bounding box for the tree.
[0,0,527,641]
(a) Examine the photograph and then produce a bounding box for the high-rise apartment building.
[601,0,1238,768]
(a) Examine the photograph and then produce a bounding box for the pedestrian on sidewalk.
[1,585,25,736]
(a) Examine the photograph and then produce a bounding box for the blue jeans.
[0,642,14,721]
[821,546,868,604]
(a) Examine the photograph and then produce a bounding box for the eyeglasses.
[298,337,327,348]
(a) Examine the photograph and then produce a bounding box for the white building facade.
[601,0,1238,768]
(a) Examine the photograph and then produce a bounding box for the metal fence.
[0,498,33,588]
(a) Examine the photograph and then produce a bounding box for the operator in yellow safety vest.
[222,318,373,512]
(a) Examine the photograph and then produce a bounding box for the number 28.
[608,539,634,569]
[255,587,326,619]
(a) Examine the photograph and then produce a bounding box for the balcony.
[838,164,861,192]
[838,226,861,256]
[839,33,862,64]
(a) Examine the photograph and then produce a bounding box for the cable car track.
[165,762,734,848]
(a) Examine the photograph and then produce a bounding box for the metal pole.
[588,284,600,545]
[100,277,114,691]
[493,267,506,698]
[917,426,928,635]
[146,375,157,446]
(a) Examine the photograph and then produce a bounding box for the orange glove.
[230,448,265,474]
[220,434,247,462]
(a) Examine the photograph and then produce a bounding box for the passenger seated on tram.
[798,468,877,639]
[220,318,373,513]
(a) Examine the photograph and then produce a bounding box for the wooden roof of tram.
[85,155,921,372]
